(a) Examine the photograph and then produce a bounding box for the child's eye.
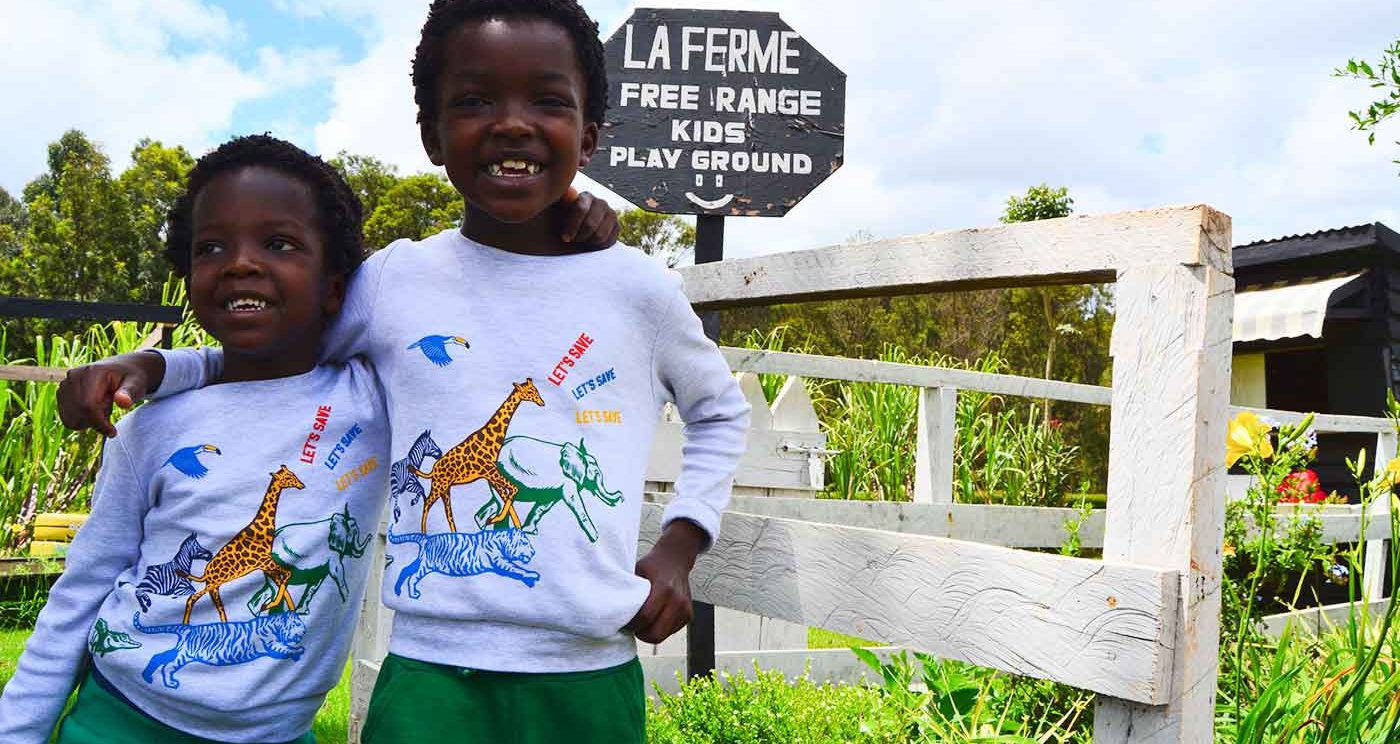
[451,94,488,108]
[267,238,299,252]
[193,242,222,257]
[536,96,571,108]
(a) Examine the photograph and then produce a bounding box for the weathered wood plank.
[770,377,821,434]
[1231,406,1392,434]
[913,386,957,504]
[646,426,824,492]
[678,206,1230,310]
[723,348,1113,406]
[662,494,1105,549]
[1095,259,1233,742]
[657,495,1380,550]
[638,502,1178,704]
[1260,598,1391,638]
[0,365,65,383]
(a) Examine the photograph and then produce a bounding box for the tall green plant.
[0,278,209,549]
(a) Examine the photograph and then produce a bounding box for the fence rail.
[340,205,1235,742]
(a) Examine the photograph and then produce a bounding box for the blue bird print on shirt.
[408,335,470,367]
[162,444,222,479]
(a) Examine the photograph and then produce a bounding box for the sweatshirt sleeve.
[151,243,395,397]
[652,284,750,545]
[0,437,149,742]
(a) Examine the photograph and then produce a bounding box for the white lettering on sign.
[713,86,822,116]
[624,23,673,70]
[691,150,812,175]
[635,25,801,75]
[610,146,683,169]
[619,82,700,111]
[670,120,746,144]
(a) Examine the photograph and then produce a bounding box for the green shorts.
[362,653,645,744]
[55,667,315,744]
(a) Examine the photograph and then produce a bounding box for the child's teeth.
[489,160,540,176]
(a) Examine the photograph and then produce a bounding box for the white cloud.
[304,0,1400,256]
[0,1,338,195]
[9,0,1396,257]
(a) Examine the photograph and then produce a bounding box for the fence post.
[913,386,957,504]
[1094,209,1233,744]
[1364,430,1395,602]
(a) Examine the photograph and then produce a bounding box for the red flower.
[1277,470,1326,504]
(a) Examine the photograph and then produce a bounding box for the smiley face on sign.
[586,8,846,218]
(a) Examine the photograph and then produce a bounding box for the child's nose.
[221,244,265,276]
[491,102,533,137]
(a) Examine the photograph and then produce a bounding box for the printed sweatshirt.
[158,229,750,673]
[0,361,388,743]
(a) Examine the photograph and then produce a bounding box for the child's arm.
[627,286,751,643]
[0,437,149,742]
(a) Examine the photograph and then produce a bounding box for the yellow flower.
[1384,458,1400,488]
[1223,543,1236,557]
[1226,412,1274,467]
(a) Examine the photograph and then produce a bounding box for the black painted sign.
[585,8,846,217]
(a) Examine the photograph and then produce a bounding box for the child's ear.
[577,121,600,167]
[323,272,347,318]
[420,121,445,167]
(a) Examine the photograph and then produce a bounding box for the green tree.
[116,139,194,302]
[619,209,696,267]
[0,187,22,259]
[1335,40,1400,165]
[999,185,1076,390]
[362,173,463,249]
[329,152,400,219]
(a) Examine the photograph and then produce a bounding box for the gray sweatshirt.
[0,361,388,742]
[158,230,750,674]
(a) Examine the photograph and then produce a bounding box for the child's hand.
[561,186,621,247]
[626,519,708,644]
[58,351,166,437]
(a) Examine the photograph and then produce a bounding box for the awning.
[1233,272,1366,343]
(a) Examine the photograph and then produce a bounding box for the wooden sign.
[586,8,846,217]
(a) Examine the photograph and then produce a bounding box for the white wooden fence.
[345,205,1237,742]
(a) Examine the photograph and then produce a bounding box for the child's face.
[421,16,599,225]
[186,166,345,365]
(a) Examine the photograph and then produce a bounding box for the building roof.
[1233,222,1399,269]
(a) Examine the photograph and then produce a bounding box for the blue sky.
[3,1,1398,255]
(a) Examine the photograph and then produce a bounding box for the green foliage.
[618,209,696,268]
[329,152,399,218]
[648,666,908,743]
[1335,40,1400,165]
[0,280,212,548]
[1000,184,1073,224]
[362,173,463,250]
[0,131,194,352]
[852,649,1091,743]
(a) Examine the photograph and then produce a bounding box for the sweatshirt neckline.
[210,361,329,393]
[451,229,619,263]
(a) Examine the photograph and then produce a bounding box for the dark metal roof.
[1232,222,1398,269]
[1235,224,1376,250]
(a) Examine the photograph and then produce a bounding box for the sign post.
[587,7,846,681]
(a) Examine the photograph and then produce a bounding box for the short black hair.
[165,134,365,278]
[412,0,608,127]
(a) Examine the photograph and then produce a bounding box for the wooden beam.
[913,386,956,504]
[1231,406,1392,434]
[678,205,1230,310]
[0,365,65,383]
[1260,598,1391,638]
[722,348,1113,406]
[638,503,1178,704]
[0,296,183,324]
[1095,261,1234,742]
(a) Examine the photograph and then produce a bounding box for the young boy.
[0,134,388,743]
[60,1,750,741]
